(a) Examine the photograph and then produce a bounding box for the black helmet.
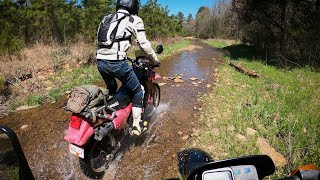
[116,0,140,15]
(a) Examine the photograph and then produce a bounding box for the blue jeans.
[97,59,144,108]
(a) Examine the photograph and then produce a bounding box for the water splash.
[103,153,123,180]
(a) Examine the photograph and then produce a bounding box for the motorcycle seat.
[107,95,131,111]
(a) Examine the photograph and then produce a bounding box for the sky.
[140,0,215,17]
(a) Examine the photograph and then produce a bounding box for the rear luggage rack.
[83,105,117,123]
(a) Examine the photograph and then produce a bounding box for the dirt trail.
[0,40,222,179]
[111,40,222,179]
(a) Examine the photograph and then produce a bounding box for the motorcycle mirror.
[156,45,164,54]
[178,148,214,179]
[0,126,34,180]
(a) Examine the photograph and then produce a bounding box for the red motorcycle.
[63,45,163,179]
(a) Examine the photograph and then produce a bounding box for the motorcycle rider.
[96,0,159,136]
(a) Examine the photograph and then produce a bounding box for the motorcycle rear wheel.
[79,134,116,179]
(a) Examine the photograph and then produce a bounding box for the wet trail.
[111,40,221,179]
[0,40,221,179]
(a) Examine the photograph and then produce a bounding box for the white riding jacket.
[96,9,159,63]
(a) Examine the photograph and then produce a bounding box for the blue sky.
[141,0,215,17]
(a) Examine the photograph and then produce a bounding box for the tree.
[234,0,320,67]
[195,6,214,39]
[187,13,193,23]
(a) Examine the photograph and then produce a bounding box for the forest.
[184,0,320,68]
[0,0,185,54]
[1,0,319,68]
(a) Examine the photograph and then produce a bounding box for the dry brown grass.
[0,41,95,80]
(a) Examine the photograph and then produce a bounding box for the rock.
[174,79,184,83]
[46,86,52,91]
[206,84,212,89]
[43,80,52,87]
[16,105,38,111]
[175,75,183,79]
[181,135,190,141]
[178,131,184,136]
[65,90,71,94]
[256,137,287,167]
[198,108,203,111]
[246,128,258,136]
[191,129,201,137]
[227,126,236,132]
[189,77,198,81]
[197,81,202,84]
[236,133,247,142]
[193,107,197,110]
[158,83,167,87]
[18,125,31,134]
[192,82,198,85]
[176,84,181,87]
[162,77,168,80]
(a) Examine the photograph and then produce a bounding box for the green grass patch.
[0,75,5,91]
[26,95,43,106]
[158,39,191,59]
[203,39,229,48]
[197,40,320,178]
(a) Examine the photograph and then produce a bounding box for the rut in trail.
[0,40,222,179]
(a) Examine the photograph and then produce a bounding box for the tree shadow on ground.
[222,44,267,62]
[221,44,320,71]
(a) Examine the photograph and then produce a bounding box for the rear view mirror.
[156,45,164,54]
[0,126,34,180]
[178,148,214,179]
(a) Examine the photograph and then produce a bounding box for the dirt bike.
[177,148,320,180]
[63,45,163,179]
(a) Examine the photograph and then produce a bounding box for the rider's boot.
[132,85,145,136]
[132,107,143,136]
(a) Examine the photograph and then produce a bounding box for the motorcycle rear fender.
[64,119,93,147]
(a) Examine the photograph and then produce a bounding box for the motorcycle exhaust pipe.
[94,122,114,141]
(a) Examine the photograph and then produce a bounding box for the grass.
[197,40,320,178]
[6,39,191,110]
[202,39,237,48]
[158,39,191,59]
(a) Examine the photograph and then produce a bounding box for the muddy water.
[112,40,221,180]
[0,40,221,179]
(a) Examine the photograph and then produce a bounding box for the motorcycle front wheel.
[144,83,160,118]
[79,134,116,179]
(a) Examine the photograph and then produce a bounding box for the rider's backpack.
[66,85,109,113]
[97,12,132,47]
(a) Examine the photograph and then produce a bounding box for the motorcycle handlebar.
[128,57,160,69]
[276,176,299,180]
